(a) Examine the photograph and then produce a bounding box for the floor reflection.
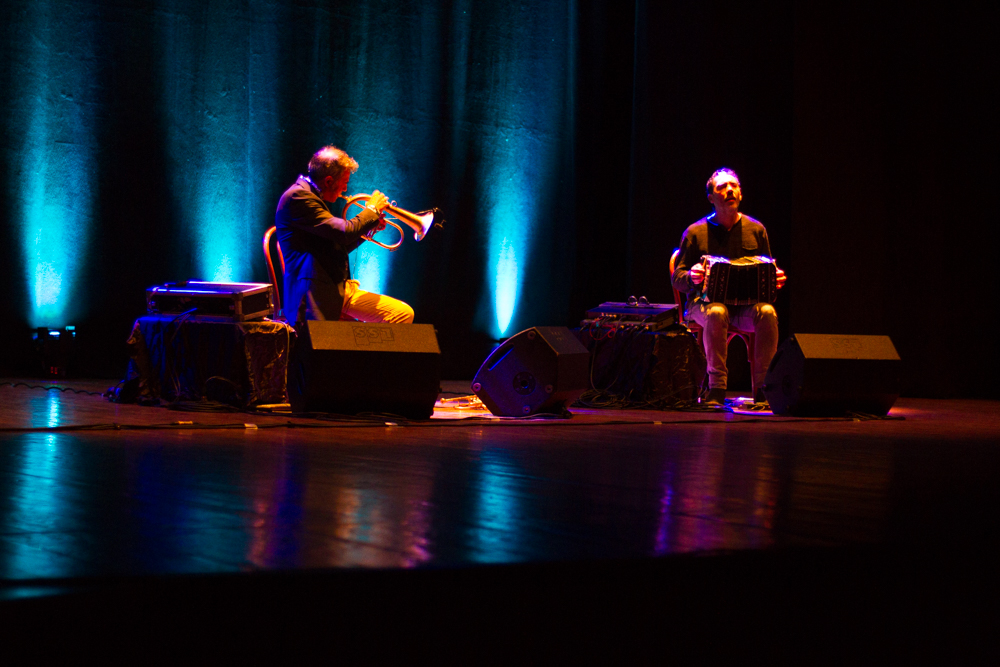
[468,447,523,563]
[0,388,911,579]
[245,448,305,569]
[661,429,780,553]
[780,439,893,545]
[4,432,74,578]
[295,430,437,568]
[1,394,79,576]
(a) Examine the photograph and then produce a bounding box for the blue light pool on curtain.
[485,173,527,337]
[160,0,278,283]
[331,0,429,299]
[353,248,384,297]
[14,2,98,327]
[468,3,574,338]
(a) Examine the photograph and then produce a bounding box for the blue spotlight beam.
[330,3,449,298]
[460,3,574,338]
[12,2,100,327]
[159,0,278,284]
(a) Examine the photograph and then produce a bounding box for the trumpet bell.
[342,193,440,251]
[409,210,436,241]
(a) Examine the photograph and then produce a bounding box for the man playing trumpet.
[275,145,414,325]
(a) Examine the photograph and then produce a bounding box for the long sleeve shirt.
[671,213,772,297]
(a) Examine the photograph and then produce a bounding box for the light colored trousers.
[307,279,414,324]
[686,301,778,392]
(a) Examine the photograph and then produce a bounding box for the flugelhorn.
[342,193,440,251]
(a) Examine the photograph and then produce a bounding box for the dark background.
[0,0,993,397]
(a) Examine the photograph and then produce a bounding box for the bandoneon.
[701,255,778,305]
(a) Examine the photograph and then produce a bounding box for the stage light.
[32,327,78,378]
[15,4,98,329]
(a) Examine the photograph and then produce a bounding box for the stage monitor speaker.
[763,334,901,417]
[289,321,441,419]
[472,326,590,416]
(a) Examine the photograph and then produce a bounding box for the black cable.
[0,410,899,434]
[0,381,104,396]
[846,411,906,421]
[167,400,243,413]
[156,308,198,402]
[578,324,710,412]
[197,375,245,410]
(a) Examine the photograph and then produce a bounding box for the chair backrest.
[668,248,686,315]
[263,226,285,319]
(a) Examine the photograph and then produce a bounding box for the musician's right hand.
[690,262,705,285]
[368,190,390,215]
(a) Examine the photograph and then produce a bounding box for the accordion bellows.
[700,255,778,305]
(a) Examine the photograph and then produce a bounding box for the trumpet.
[342,193,440,251]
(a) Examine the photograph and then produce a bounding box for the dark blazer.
[274,176,378,321]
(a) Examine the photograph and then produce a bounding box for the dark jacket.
[274,176,379,321]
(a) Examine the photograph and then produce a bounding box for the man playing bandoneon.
[671,168,787,405]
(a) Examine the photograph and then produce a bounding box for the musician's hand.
[690,263,705,285]
[776,267,787,289]
[374,217,388,232]
[368,190,390,214]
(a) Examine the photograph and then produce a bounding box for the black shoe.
[754,388,768,405]
[702,388,727,406]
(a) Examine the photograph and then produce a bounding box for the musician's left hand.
[776,267,787,289]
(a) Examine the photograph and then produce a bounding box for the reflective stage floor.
[1,380,998,661]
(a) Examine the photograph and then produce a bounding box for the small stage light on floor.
[32,326,77,378]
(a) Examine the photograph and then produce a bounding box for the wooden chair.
[263,226,285,321]
[669,248,756,392]
[263,226,360,323]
